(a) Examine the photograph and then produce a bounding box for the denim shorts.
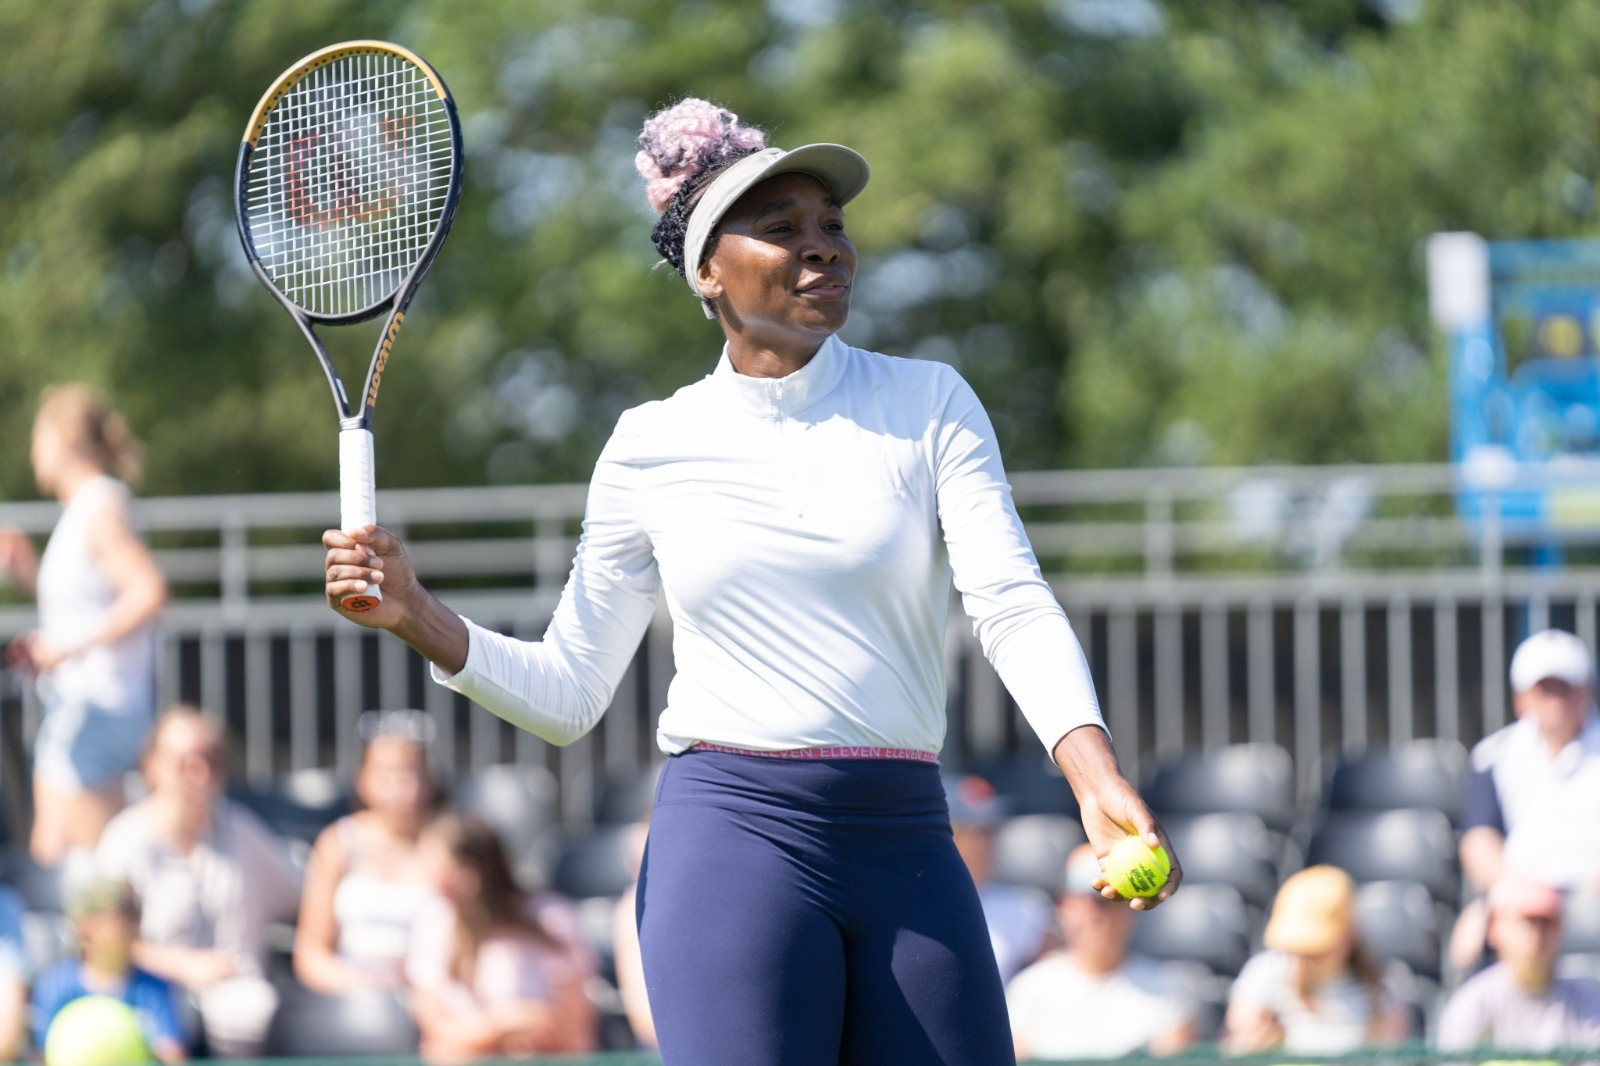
[33,696,152,792]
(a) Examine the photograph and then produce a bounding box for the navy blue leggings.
[636,751,1015,1066]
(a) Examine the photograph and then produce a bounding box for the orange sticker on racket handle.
[341,590,382,612]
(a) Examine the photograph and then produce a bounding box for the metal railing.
[1,462,1597,821]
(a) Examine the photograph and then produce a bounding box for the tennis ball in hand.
[1100,835,1171,898]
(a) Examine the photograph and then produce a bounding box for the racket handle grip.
[338,426,382,612]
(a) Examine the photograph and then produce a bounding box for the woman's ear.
[697,256,724,301]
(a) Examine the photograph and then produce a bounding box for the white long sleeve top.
[433,334,1104,756]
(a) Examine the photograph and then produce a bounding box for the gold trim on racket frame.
[234,40,462,613]
[242,40,450,149]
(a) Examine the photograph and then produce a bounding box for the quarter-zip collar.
[713,333,848,419]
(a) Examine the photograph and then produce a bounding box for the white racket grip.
[338,426,382,610]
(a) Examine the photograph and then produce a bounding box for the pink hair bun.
[635,98,768,213]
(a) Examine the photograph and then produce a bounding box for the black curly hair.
[648,152,758,279]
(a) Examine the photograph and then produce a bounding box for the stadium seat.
[453,763,561,887]
[0,845,61,912]
[1322,740,1467,825]
[1558,953,1600,982]
[966,752,1079,817]
[1160,960,1229,1041]
[19,911,70,975]
[1139,744,1296,832]
[1159,812,1279,911]
[1128,883,1252,977]
[263,986,419,1057]
[1354,879,1442,980]
[1563,890,1600,956]
[227,768,352,845]
[991,814,1086,896]
[595,767,660,825]
[552,825,638,900]
[1303,808,1459,906]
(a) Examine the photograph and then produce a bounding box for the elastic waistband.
[688,741,939,764]
[663,748,948,822]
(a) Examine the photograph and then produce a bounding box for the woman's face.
[1294,929,1356,982]
[29,416,69,493]
[418,832,478,902]
[144,717,223,808]
[356,737,432,827]
[696,172,857,353]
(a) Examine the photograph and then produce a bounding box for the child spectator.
[1007,844,1197,1059]
[95,706,300,1056]
[406,811,595,1059]
[295,710,440,993]
[1225,865,1409,1055]
[32,878,185,1063]
[1438,874,1600,1052]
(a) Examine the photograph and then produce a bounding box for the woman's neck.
[148,793,211,850]
[725,334,825,379]
[365,809,422,842]
[51,460,106,506]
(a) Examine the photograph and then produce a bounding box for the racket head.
[235,41,463,326]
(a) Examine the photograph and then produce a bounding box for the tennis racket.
[235,41,463,611]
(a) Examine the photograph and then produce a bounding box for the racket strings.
[245,50,454,318]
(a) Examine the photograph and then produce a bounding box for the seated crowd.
[1,706,601,1062]
[3,624,1600,1060]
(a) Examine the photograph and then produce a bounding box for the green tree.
[1,0,1594,501]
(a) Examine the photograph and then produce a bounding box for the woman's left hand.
[1076,775,1182,909]
[1053,724,1182,910]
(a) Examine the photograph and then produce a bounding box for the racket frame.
[234,40,464,611]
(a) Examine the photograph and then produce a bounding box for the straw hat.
[1263,865,1356,955]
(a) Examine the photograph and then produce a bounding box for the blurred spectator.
[1461,629,1600,892]
[611,817,654,1048]
[1224,865,1409,1055]
[0,386,165,865]
[406,811,595,1060]
[1452,629,1600,970]
[295,710,439,994]
[32,878,185,1063]
[1437,874,1600,1052]
[1007,844,1197,1060]
[95,706,300,1056]
[0,887,29,1060]
[946,774,1050,981]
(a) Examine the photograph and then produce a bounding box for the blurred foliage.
[2,0,1599,498]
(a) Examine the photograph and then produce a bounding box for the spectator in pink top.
[406,811,595,1061]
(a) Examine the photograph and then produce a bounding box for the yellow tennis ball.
[44,995,152,1066]
[1100,835,1171,898]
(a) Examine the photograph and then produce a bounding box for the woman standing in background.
[0,386,165,866]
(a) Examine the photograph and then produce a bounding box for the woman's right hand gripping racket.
[235,41,462,612]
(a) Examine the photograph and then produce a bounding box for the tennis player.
[0,386,165,865]
[322,98,1181,1065]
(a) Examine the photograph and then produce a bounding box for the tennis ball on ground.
[1100,835,1171,899]
[44,995,152,1066]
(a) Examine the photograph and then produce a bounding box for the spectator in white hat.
[1437,873,1600,1053]
[1450,629,1600,971]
